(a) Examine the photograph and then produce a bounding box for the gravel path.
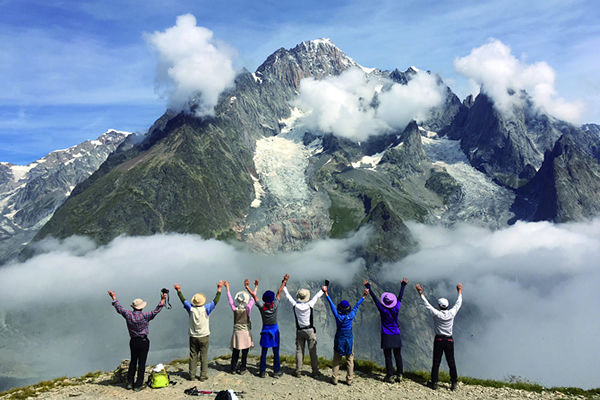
[3,359,588,400]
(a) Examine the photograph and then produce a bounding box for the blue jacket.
[325,295,364,356]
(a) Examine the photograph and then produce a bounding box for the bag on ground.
[148,363,169,388]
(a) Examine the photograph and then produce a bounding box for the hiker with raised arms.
[107,289,166,391]
[246,275,286,378]
[224,278,258,375]
[415,282,463,391]
[364,278,408,383]
[322,281,369,386]
[174,281,223,381]
[282,272,324,378]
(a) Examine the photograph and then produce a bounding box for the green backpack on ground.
[148,368,169,388]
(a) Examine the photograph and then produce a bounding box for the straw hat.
[380,292,397,308]
[235,291,250,307]
[296,289,310,303]
[131,298,147,310]
[191,293,206,307]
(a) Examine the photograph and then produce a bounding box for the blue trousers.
[260,346,280,373]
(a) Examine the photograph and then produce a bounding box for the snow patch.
[10,165,34,181]
[278,107,305,134]
[251,72,263,84]
[250,176,264,208]
[351,151,385,170]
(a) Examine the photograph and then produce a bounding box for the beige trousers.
[332,350,354,383]
[296,328,319,373]
[189,335,209,379]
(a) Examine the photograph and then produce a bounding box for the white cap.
[437,298,449,309]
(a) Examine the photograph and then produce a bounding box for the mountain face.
[13,39,600,370]
[0,130,130,263]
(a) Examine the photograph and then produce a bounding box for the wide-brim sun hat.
[131,298,147,310]
[381,292,397,308]
[262,290,275,303]
[192,293,206,307]
[296,288,310,303]
[235,291,250,306]
[438,298,449,309]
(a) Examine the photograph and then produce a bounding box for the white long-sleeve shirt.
[421,293,462,336]
[283,286,324,329]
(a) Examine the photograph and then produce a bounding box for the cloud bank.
[146,14,237,116]
[381,219,600,388]
[0,231,366,387]
[454,39,584,123]
[294,68,444,141]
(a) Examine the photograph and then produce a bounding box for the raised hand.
[415,284,423,295]
[107,290,116,300]
[283,273,290,283]
[363,288,369,298]
[402,277,409,285]
[224,281,230,290]
[217,280,224,291]
[244,278,250,288]
[363,279,369,287]
[174,284,181,291]
[254,279,259,287]
[321,286,328,296]
[457,283,463,293]
[161,292,167,302]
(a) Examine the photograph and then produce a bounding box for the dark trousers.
[431,335,457,384]
[128,336,149,388]
[259,346,280,373]
[383,347,403,377]
[231,348,249,372]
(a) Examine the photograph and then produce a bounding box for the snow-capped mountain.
[0,130,130,263]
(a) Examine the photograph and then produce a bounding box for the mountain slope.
[0,130,129,263]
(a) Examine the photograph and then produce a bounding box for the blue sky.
[1,0,598,164]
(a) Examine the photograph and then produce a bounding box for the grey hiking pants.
[296,328,319,374]
[189,335,209,379]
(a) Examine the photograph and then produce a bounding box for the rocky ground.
[1,358,594,400]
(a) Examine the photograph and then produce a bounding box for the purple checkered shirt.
[112,300,164,338]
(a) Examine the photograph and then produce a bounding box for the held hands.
[173,284,181,291]
[402,277,409,285]
[217,280,224,291]
[107,290,116,300]
[224,281,230,290]
[321,286,328,296]
[283,273,290,284]
[363,279,369,287]
[415,284,423,295]
[363,288,369,298]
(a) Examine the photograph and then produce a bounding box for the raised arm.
[282,285,297,306]
[364,280,384,311]
[276,273,289,300]
[225,281,236,311]
[213,281,223,305]
[245,278,259,302]
[174,284,186,304]
[448,283,463,317]
[323,286,341,321]
[416,283,441,316]
[398,278,408,303]
[145,291,167,320]
[308,288,324,307]
[108,290,128,317]
[348,288,368,318]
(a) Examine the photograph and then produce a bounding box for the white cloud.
[146,14,237,116]
[0,231,366,383]
[294,67,444,141]
[381,219,600,388]
[454,39,584,123]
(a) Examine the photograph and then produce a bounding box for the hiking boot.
[258,370,266,378]
[273,371,283,379]
[451,382,458,391]
[238,368,247,375]
[126,383,133,390]
[395,374,403,383]
[384,375,395,383]
[345,380,353,386]
[428,381,438,390]
[199,376,208,382]
[293,371,301,378]
[310,371,321,379]
[331,377,338,385]
[133,385,144,392]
